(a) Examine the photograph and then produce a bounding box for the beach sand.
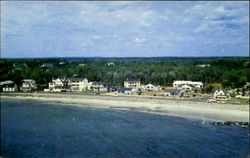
[1,93,249,122]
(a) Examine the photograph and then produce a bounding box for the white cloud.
[92,35,101,40]
[1,1,248,57]
[133,38,146,43]
[184,2,249,33]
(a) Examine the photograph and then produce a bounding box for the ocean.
[1,98,249,158]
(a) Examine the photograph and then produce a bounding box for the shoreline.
[1,92,249,123]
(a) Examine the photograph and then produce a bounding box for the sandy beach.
[1,93,249,122]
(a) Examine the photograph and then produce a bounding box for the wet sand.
[1,93,249,122]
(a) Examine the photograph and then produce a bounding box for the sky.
[1,1,249,58]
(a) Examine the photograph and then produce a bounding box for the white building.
[91,82,111,91]
[173,80,203,89]
[107,62,115,66]
[45,78,70,92]
[180,85,194,92]
[117,88,133,95]
[117,88,139,95]
[41,63,53,68]
[68,78,88,91]
[0,80,18,92]
[145,84,160,91]
[164,89,184,97]
[124,79,140,89]
[20,79,37,92]
[48,78,65,90]
[87,82,93,90]
[214,89,231,100]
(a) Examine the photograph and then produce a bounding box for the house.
[214,89,231,100]
[68,78,88,91]
[91,82,111,91]
[124,79,140,89]
[180,85,194,92]
[49,78,65,89]
[41,63,53,68]
[244,82,250,89]
[52,86,70,92]
[79,64,87,67]
[87,82,93,90]
[173,80,203,89]
[196,64,210,68]
[117,88,138,95]
[0,80,18,92]
[46,78,70,92]
[20,79,37,92]
[59,61,65,65]
[109,86,119,92]
[145,84,160,91]
[107,62,115,66]
[164,89,183,97]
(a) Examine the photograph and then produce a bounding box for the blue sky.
[1,1,249,58]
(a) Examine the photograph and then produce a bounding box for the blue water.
[1,99,249,158]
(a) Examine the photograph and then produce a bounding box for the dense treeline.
[0,57,249,90]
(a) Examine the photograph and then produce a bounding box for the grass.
[141,90,164,96]
[226,97,249,104]
[209,83,223,88]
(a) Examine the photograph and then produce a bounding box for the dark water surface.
[1,99,249,158]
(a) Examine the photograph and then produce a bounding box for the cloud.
[133,38,146,43]
[184,2,249,34]
[1,1,249,57]
[92,35,101,40]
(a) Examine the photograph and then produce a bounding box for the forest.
[0,57,249,91]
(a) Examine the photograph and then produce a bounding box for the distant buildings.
[196,64,210,68]
[145,84,160,91]
[164,89,183,97]
[45,78,70,92]
[107,62,115,66]
[124,79,140,89]
[20,79,37,92]
[117,88,140,95]
[68,78,88,91]
[0,80,18,92]
[91,82,111,91]
[173,80,203,89]
[244,82,250,89]
[214,89,230,100]
[79,64,87,67]
[41,63,53,68]
[117,88,133,95]
[180,85,194,92]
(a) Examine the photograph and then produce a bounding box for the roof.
[186,84,195,88]
[23,79,35,82]
[41,63,53,68]
[0,80,14,86]
[214,89,228,94]
[118,88,132,91]
[146,83,160,86]
[182,84,193,88]
[109,86,119,89]
[165,89,181,93]
[92,82,111,86]
[173,80,203,85]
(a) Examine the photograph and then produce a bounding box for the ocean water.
[1,98,249,158]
